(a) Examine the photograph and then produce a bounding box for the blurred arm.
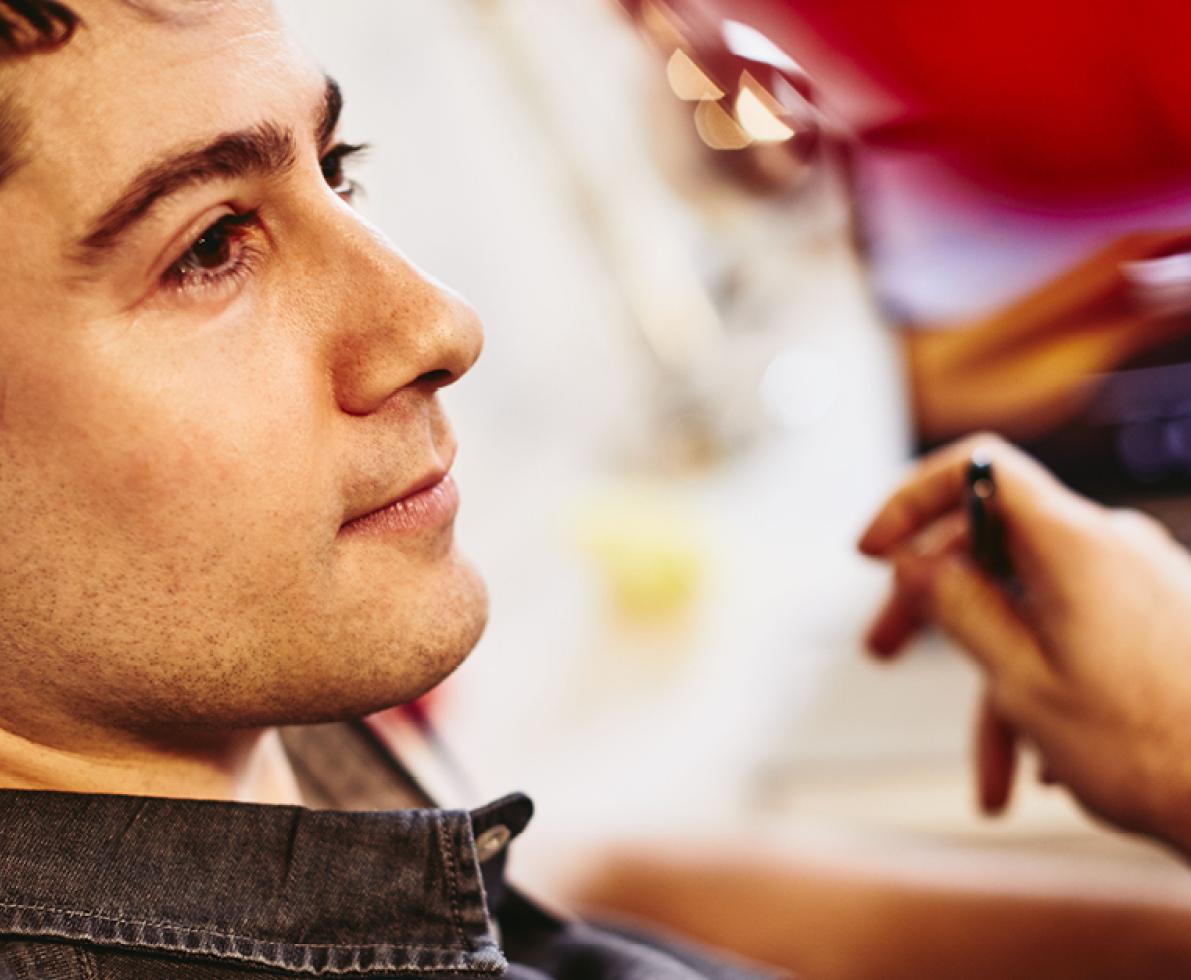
[569,839,1191,980]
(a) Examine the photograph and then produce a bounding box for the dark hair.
[0,2,79,183]
[0,0,78,54]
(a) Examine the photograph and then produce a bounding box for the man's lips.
[340,471,460,536]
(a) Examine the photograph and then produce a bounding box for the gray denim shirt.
[0,723,782,980]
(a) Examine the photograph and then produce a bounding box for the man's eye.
[188,222,237,270]
[320,142,366,200]
[162,211,261,295]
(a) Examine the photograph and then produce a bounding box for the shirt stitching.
[435,817,467,949]
[0,901,489,955]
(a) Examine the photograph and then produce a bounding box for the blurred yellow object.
[571,488,707,623]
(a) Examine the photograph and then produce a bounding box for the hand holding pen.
[859,434,1191,858]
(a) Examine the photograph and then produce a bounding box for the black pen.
[966,454,1015,584]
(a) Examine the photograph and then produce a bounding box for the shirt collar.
[0,788,533,976]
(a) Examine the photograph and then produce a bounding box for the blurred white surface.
[275,0,1172,874]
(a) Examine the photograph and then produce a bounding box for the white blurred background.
[275,0,1178,885]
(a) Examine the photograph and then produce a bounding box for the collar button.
[475,824,511,863]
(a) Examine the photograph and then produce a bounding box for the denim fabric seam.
[0,902,480,952]
[0,898,509,978]
[2,928,503,977]
[434,816,467,950]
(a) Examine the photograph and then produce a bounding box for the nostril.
[416,368,453,389]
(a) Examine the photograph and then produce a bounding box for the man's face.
[0,0,487,740]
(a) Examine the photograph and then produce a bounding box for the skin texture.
[0,0,486,799]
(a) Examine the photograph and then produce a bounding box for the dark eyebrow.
[73,75,344,264]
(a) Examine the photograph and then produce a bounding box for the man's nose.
[324,216,484,417]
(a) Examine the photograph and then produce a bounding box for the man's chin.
[172,561,490,732]
[324,557,489,722]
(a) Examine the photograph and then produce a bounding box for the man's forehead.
[56,0,290,71]
[6,0,308,147]
[4,0,321,235]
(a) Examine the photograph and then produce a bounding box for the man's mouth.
[339,471,460,537]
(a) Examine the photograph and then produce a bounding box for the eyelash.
[321,142,366,198]
[160,142,367,298]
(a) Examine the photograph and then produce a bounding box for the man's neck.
[0,724,304,805]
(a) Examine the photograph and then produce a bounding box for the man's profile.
[0,0,486,804]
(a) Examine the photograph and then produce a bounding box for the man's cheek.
[51,391,317,563]
[8,321,333,564]
[78,414,333,632]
